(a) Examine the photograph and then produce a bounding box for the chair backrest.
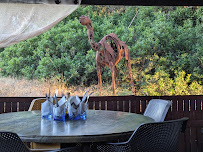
[128,117,189,152]
[144,99,172,122]
[0,132,30,152]
[28,98,46,111]
[28,98,61,111]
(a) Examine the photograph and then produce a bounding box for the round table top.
[0,110,154,143]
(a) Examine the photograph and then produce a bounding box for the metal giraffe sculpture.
[79,15,135,95]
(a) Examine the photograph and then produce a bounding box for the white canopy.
[0,0,80,48]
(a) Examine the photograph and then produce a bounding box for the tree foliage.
[0,6,202,95]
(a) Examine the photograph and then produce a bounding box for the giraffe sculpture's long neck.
[85,22,101,51]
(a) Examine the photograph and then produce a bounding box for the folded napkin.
[41,99,53,118]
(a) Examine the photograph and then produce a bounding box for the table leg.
[30,142,60,151]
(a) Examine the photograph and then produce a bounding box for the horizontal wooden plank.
[0,96,202,113]
[0,0,201,6]
[81,0,201,6]
[0,97,35,103]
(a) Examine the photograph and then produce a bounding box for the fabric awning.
[0,0,80,48]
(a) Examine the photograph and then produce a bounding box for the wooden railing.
[0,95,202,152]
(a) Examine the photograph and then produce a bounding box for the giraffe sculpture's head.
[79,15,92,26]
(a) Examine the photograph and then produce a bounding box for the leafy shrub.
[0,6,202,95]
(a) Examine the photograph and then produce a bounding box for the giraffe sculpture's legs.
[115,66,119,87]
[110,63,116,95]
[97,63,102,95]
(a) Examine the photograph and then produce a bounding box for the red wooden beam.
[81,0,202,6]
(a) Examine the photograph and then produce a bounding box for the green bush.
[0,6,202,95]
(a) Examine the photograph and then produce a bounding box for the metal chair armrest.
[107,141,129,145]
[44,146,82,152]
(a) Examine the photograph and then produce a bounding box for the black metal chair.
[0,132,30,152]
[91,117,188,152]
[0,132,82,152]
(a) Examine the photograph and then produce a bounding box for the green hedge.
[0,6,202,95]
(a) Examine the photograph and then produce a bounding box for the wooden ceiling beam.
[0,0,201,6]
[81,0,202,6]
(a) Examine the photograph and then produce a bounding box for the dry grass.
[0,77,133,97]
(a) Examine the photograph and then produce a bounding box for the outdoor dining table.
[0,110,154,150]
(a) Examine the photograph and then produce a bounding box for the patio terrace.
[0,95,202,152]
